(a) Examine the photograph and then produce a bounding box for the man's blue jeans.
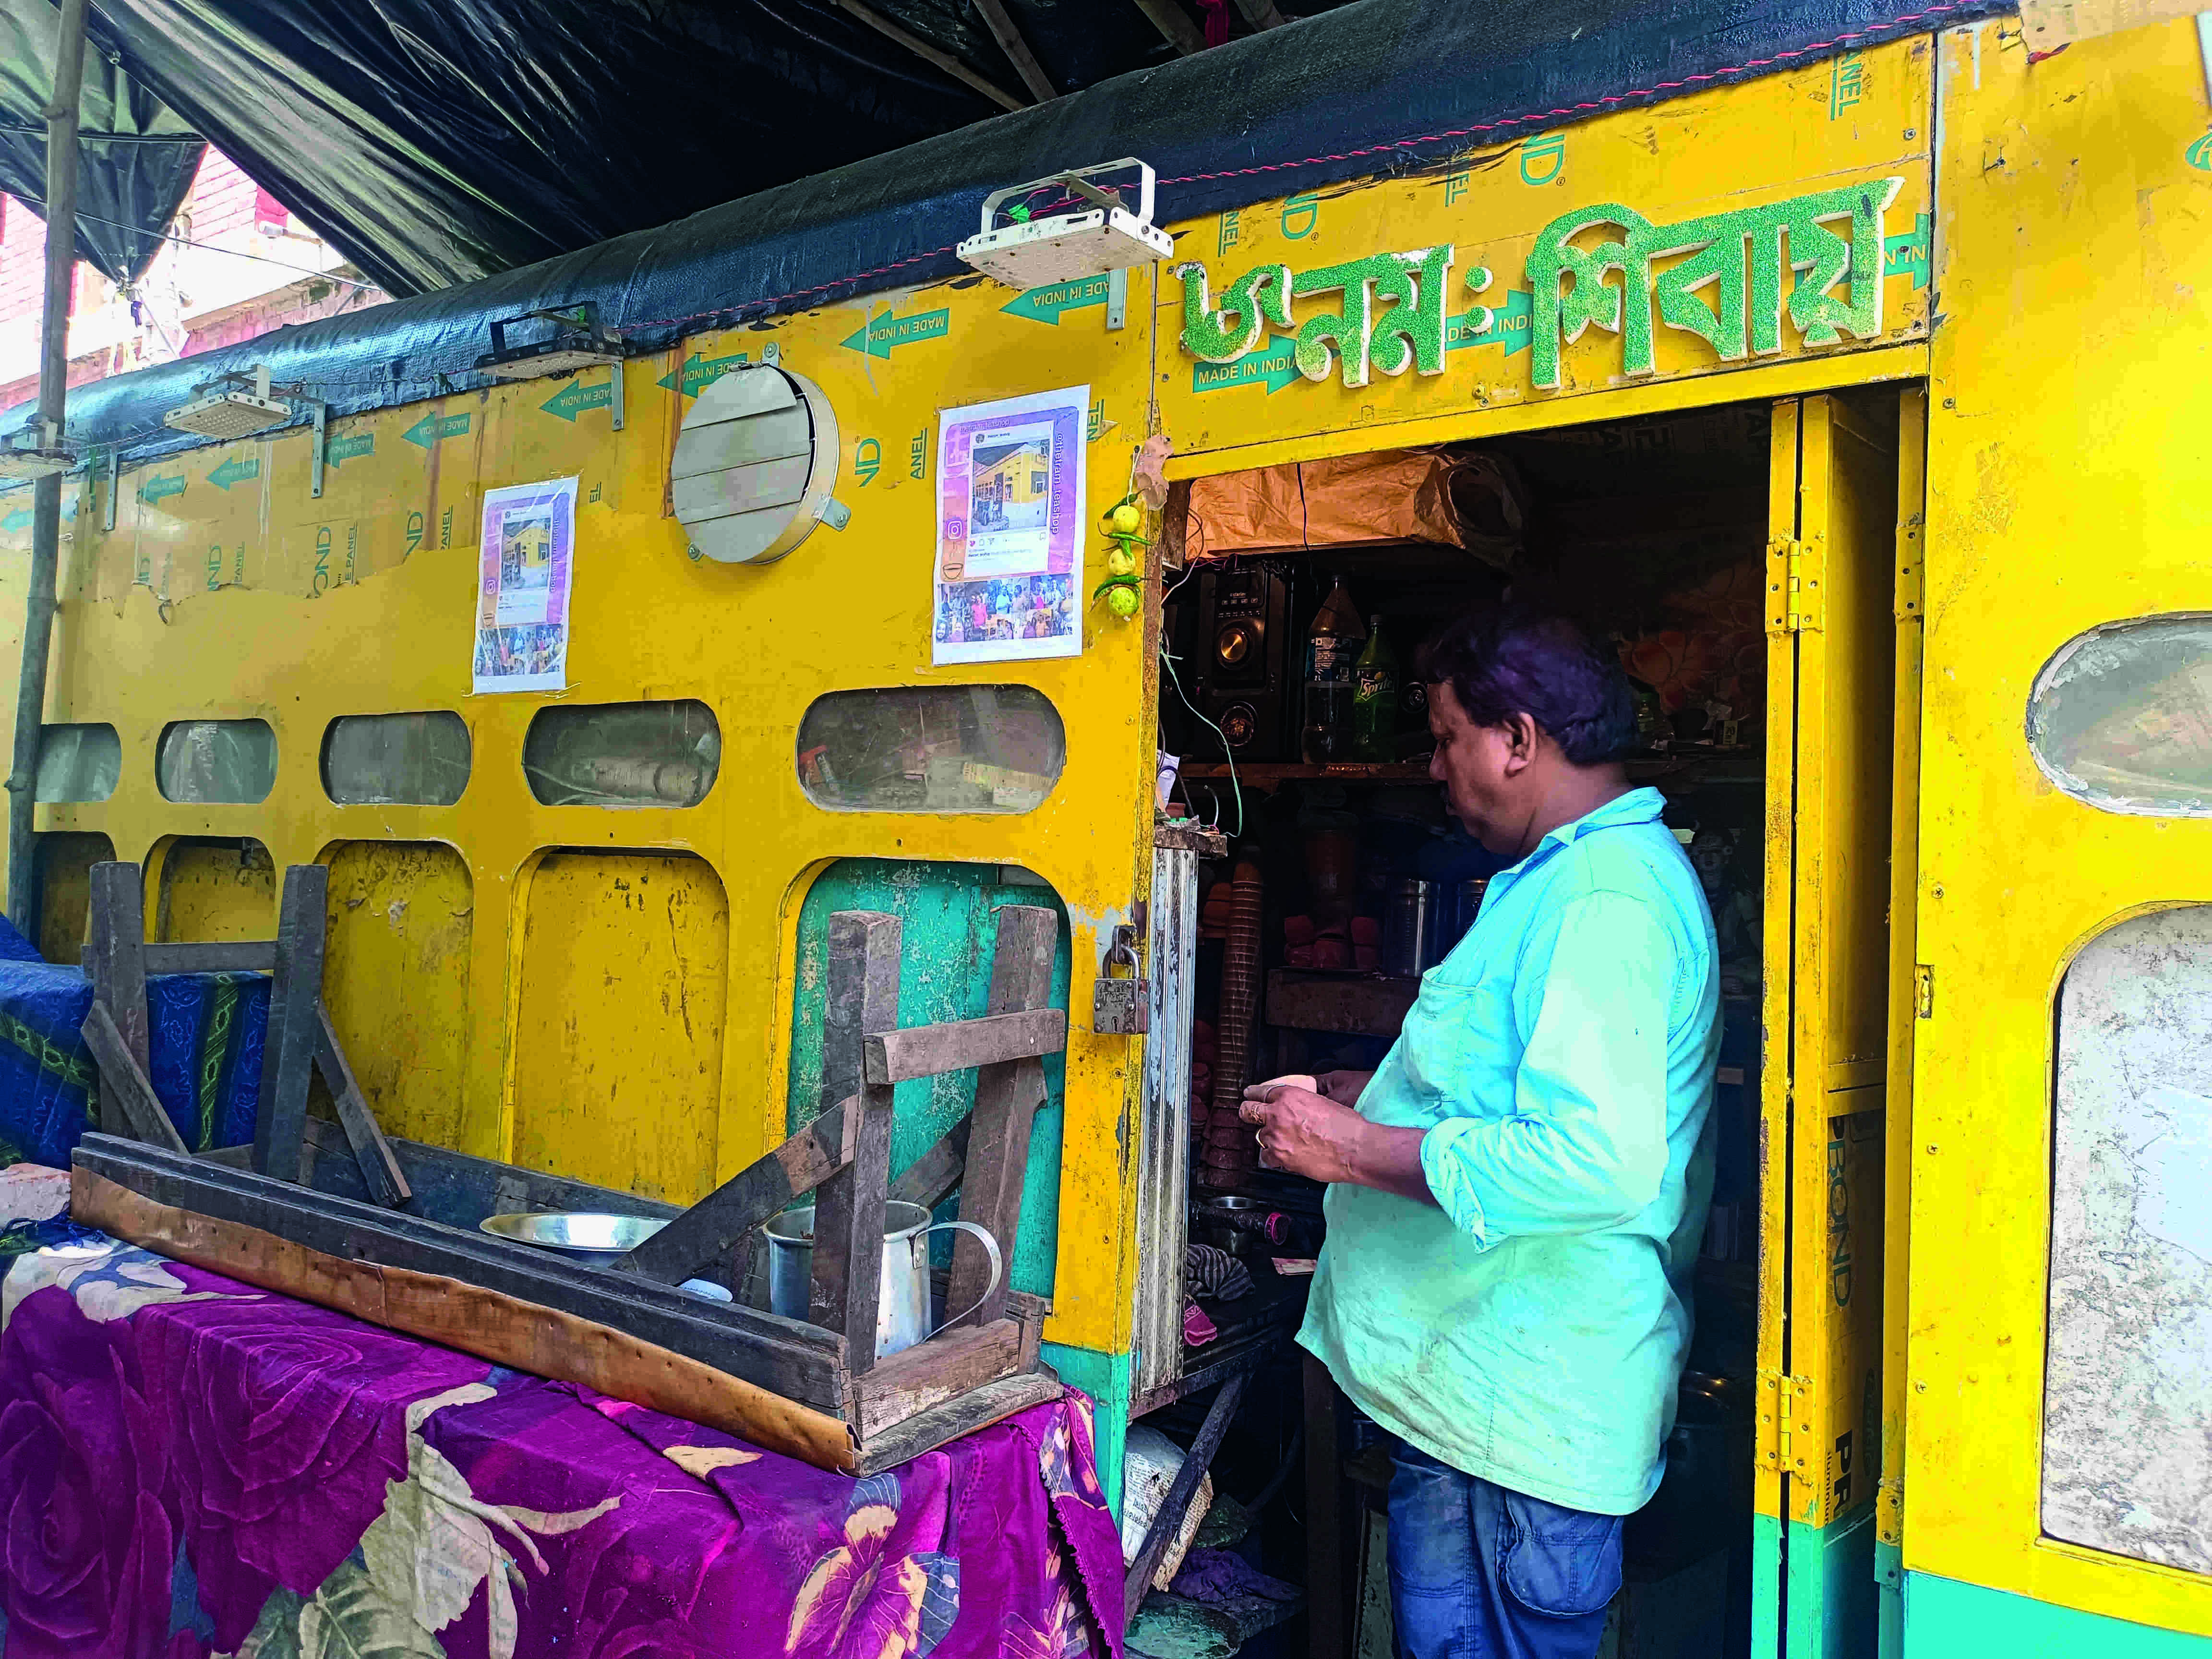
[1386,1441,1622,1659]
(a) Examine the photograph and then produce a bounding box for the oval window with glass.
[34,722,119,802]
[156,719,277,804]
[795,686,1064,813]
[523,699,719,807]
[323,712,471,805]
[2027,613,2212,816]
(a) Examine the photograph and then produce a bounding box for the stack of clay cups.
[1200,863,1265,1190]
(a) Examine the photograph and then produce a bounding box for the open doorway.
[1140,389,1908,1659]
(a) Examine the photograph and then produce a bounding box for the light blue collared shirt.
[1299,786,1719,1514]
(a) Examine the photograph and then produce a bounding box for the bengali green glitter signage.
[1175,175,1907,394]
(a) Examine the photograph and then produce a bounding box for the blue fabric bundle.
[0,914,267,1168]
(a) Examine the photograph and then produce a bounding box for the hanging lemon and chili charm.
[1093,495,1146,621]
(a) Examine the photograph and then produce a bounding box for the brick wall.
[0,195,48,328]
[180,150,261,247]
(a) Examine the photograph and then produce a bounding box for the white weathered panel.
[2043,905,2212,1574]
[1132,845,1199,1401]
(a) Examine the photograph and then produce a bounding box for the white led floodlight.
[164,365,290,439]
[0,425,74,482]
[957,159,1172,289]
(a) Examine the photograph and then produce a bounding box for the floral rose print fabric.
[0,1234,1123,1659]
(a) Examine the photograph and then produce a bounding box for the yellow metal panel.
[1908,14,2212,1637]
[153,836,276,941]
[1161,343,1931,480]
[1756,398,1801,1527]
[1788,392,1894,1538]
[1759,392,1897,1581]
[1808,394,1899,1089]
[321,840,473,1149]
[1155,39,1934,461]
[34,830,114,965]
[510,850,729,1204]
[1878,386,1926,1553]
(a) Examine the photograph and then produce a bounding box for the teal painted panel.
[1043,1341,1132,1525]
[1902,1571,2211,1658]
[1755,1512,1784,1659]
[788,859,1070,1297]
[1786,1508,1876,1659]
[1875,1539,1903,1659]
[1755,1508,1881,1659]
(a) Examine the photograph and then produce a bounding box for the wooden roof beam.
[1130,0,1205,55]
[969,0,1059,103]
[835,0,1029,112]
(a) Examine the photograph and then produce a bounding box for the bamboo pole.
[5,0,90,932]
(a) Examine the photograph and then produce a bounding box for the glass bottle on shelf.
[1300,577,1365,764]
[1352,615,1398,762]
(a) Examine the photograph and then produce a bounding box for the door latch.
[1092,924,1151,1035]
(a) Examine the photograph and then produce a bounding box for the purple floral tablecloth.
[0,1229,1124,1659]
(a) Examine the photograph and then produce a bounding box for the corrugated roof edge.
[7,0,2002,469]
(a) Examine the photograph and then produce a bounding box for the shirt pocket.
[1498,1489,1623,1619]
[1397,972,1517,1114]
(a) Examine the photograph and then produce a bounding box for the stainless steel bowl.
[480,1211,667,1268]
[1201,1195,1263,1215]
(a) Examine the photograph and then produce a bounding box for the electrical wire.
[6,190,379,290]
[1159,636,1244,841]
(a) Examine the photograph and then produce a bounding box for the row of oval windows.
[31,685,1071,814]
[27,613,2211,816]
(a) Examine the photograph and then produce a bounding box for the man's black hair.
[1413,606,1639,766]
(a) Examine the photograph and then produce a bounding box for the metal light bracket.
[475,302,626,428]
[297,395,330,498]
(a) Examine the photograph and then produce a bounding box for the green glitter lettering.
[1526,177,1903,390]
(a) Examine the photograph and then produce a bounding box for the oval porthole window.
[796,686,1065,813]
[323,712,472,805]
[156,719,277,804]
[34,722,119,802]
[671,364,842,565]
[523,699,720,807]
[2027,613,2212,817]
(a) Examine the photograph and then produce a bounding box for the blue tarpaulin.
[0,914,267,1169]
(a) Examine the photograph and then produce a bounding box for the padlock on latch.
[1092,924,1151,1035]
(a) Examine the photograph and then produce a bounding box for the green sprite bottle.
[1352,615,1398,762]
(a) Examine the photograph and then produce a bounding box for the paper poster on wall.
[933,385,1086,665]
[472,476,577,694]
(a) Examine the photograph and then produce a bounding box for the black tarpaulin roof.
[11,0,2009,458]
[0,0,202,282]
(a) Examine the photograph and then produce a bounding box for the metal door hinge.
[1914,964,1934,1020]
[1757,1369,1816,1475]
[1766,535,1826,635]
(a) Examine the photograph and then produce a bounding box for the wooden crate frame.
[72,903,1070,1472]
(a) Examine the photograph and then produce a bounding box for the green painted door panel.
[787,858,1071,1299]
[1902,1572,2211,1659]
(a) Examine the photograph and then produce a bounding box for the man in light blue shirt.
[1242,607,1719,1659]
